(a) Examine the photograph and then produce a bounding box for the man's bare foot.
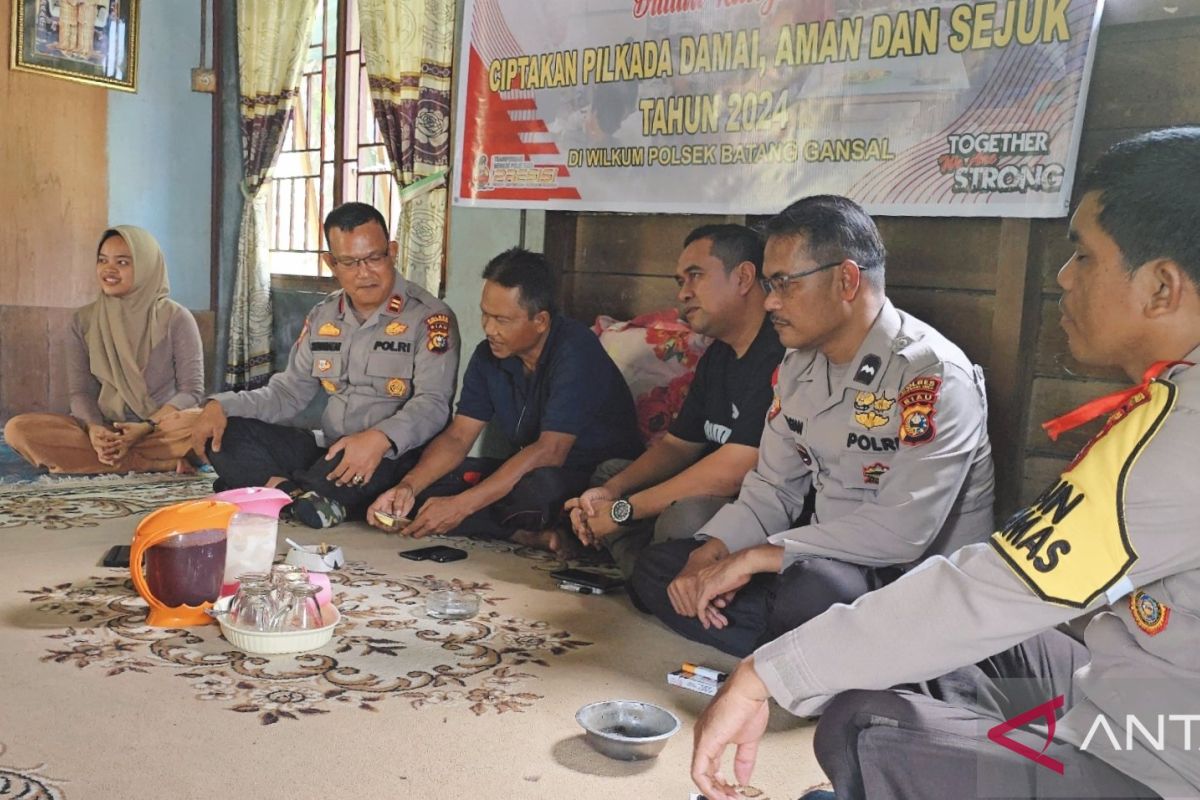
[175,458,196,475]
[511,527,583,559]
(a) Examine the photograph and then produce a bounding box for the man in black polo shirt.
[367,247,642,544]
[565,224,785,578]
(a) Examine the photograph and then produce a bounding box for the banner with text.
[454,0,1103,217]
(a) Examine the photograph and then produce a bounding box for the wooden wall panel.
[569,274,681,325]
[875,218,1000,291]
[573,213,737,276]
[0,0,108,310]
[888,289,994,370]
[1025,376,1126,456]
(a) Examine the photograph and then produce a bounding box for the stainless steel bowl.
[575,699,681,761]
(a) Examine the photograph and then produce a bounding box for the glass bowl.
[425,589,480,620]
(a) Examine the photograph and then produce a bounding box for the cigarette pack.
[667,669,719,696]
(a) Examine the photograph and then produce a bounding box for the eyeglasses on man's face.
[759,259,848,295]
[329,250,392,271]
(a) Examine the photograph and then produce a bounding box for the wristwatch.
[610,498,635,527]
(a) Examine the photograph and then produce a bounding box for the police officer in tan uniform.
[691,130,1200,800]
[631,195,995,656]
[193,202,459,528]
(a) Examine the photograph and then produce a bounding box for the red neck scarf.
[1042,360,1192,441]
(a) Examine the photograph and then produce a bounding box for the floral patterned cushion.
[593,310,710,445]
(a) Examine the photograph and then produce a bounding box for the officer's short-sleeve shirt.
[456,316,644,471]
[669,319,784,453]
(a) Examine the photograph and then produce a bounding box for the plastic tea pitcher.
[131,500,238,627]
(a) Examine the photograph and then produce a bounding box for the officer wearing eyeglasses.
[630,194,996,656]
[193,202,460,529]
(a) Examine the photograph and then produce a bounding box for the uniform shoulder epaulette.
[781,347,818,379]
[312,289,344,312]
[890,329,940,370]
[406,282,452,314]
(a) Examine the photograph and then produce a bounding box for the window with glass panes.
[267,0,400,277]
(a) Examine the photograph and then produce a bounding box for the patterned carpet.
[0,473,213,530]
[28,558,593,726]
[0,477,824,799]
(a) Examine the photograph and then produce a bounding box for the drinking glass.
[272,583,324,631]
[231,584,276,631]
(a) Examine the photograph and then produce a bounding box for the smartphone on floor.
[549,568,624,592]
[400,545,468,563]
[102,545,131,568]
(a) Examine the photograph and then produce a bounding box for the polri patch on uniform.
[862,462,889,485]
[387,294,405,314]
[316,358,332,373]
[386,378,408,398]
[1130,590,1170,636]
[425,314,452,353]
[853,390,894,430]
[318,322,342,337]
[320,379,338,394]
[386,320,408,336]
[899,376,941,445]
[854,354,882,385]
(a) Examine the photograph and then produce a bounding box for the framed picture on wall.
[10,0,138,92]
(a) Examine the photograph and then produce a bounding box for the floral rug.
[0,743,66,800]
[0,507,822,799]
[0,472,212,530]
[27,560,590,725]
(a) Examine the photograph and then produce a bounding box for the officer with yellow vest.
[193,202,459,529]
[691,130,1200,800]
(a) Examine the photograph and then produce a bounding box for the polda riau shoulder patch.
[768,365,782,421]
[898,376,940,445]
[989,379,1177,608]
[425,314,451,353]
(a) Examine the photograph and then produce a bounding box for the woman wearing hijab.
[4,226,205,473]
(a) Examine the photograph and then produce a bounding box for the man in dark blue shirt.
[368,247,642,545]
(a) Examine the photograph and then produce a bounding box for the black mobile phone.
[102,545,131,568]
[549,568,624,592]
[400,545,468,562]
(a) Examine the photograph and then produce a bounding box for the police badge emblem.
[1130,590,1170,636]
[318,322,342,337]
[316,359,332,373]
[386,320,408,336]
[386,378,408,398]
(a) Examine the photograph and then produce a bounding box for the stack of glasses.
[226,564,324,632]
